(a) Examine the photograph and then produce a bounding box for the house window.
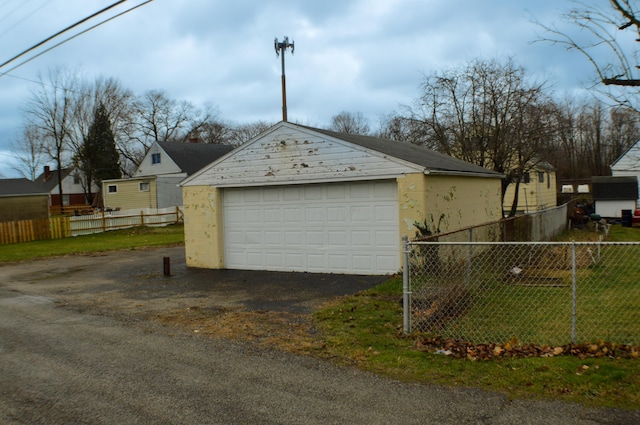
[62,194,70,206]
[151,153,161,164]
[547,172,550,189]
[523,172,530,184]
[538,172,545,183]
[108,185,117,193]
[73,175,81,185]
[139,182,150,192]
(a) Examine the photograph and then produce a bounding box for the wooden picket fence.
[0,207,183,245]
[0,217,70,245]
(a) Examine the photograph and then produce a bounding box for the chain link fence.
[402,240,640,346]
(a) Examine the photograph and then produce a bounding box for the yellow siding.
[103,179,157,210]
[423,174,502,235]
[183,185,224,269]
[503,170,557,214]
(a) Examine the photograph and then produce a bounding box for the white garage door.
[223,180,399,275]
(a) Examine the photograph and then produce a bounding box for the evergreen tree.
[78,102,120,202]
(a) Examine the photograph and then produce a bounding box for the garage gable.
[182,122,422,188]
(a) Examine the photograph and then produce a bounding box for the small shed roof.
[0,178,49,197]
[592,176,639,200]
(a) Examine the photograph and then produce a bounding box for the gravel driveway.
[1,246,639,424]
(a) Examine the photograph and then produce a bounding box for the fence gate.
[402,237,640,346]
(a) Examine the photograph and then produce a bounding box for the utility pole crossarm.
[274,36,294,122]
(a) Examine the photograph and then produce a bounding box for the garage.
[223,180,399,274]
[181,121,503,275]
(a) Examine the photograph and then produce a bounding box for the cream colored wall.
[103,179,157,210]
[397,172,502,239]
[503,170,557,214]
[183,185,225,269]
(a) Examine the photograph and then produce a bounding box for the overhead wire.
[0,0,154,80]
[0,0,54,40]
[0,0,130,70]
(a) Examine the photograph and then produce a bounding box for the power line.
[0,0,130,70]
[0,0,154,78]
[0,0,54,40]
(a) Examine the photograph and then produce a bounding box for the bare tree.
[329,111,371,135]
[10,124,47,180]
[24,68,79,208]
[406,58,555,215]
[535,0,640,103]
[227,121,274,146]
[119,90,214,171]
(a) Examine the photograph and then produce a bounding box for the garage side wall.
[423,175,502,235]
[397,173,502,239]
[397,173,429,239]
[183,185,224,269]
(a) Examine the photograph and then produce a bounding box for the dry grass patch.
[155,307,325,354]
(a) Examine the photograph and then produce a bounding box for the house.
[591,176,638,218]
[610,140,640,205]
[0,178,49,222]
[180,122,503,275]
[34,166,99,212]
[502,160,557,215]
[102,141,234,210]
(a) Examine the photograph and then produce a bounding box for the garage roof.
[304,126,502,177]
[182,122,502,187]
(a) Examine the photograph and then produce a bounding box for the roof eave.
[425,169,505,179]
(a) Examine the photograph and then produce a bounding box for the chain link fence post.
[402,235,411,335]
[571,241,577,344]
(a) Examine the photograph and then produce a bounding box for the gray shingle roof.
[158,141,234,175]
[0,178,49,196]
[33,168,72,192]
[301,126,502,177]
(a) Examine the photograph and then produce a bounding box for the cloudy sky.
[0,0,605,178]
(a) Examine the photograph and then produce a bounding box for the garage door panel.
[351,230,371,246]
[264,208,281,223]
[223,181,399,274]
[306,231,324,245]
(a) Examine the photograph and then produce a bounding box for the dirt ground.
[0,245,388,352]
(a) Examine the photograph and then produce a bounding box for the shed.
[181,122,503,275]
[0,178,50,222]
[592,176,638,218]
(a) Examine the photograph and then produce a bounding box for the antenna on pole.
[274,36,294,122]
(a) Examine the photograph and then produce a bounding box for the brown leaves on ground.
[416,336,640,360]
[155,306,325,354]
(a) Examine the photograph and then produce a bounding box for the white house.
[610,140,640,207]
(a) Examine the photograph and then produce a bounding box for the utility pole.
[274,36,294,122]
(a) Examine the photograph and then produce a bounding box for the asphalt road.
[1,248,639,424]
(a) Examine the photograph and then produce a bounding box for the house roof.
[33,168,72,192]
[592,176,639,200]
[301,125,502,177]
[157,141,234,175]
[0,178,49,197]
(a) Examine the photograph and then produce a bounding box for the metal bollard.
[163,256,171,276]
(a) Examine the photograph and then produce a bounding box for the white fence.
[70,206,183,236]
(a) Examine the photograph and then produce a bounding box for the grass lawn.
[0,224,184,262]
[312,225,640,409]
